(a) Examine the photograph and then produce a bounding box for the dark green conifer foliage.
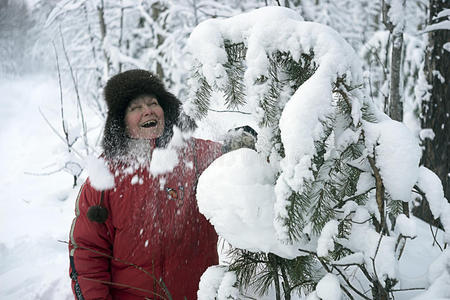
[191,68,212,119]
[223,41,247,110]
[228,248,317,298]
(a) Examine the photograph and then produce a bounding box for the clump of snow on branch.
[363,119,421,202]
[217,272,240,299]
[188,6,364,242]
[419,128,435,141]
[85,155,115,191]
[198,266,227,300]
[317,220,339,257]
[388,0,406,33]
[307,273,342,300]
[422,8,450,33]
[186,7,303,91]
[395,214,417,237]
[197,148,302,258]
[342,207,398,284]
[197,266,240,300]
[412,249,450,300]
[416,166,450,242]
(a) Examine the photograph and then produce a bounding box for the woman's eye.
[146,100,158,106]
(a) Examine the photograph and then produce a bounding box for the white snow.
[85,155,115,190]
[317,220,339,257]
[315,273,342,300]
[149,126,189,176]
[416,166,450,242]
[355,171,375,195]
[436,8,450,19]
[443,42,450,52]
[149,147,179,176]
[422,20,450,33]
[411,250,450,300]
[217,271,240,299]
[416,166,446,219]
[197,266,227,300]
[0,75,78,299]
[363,119,421,202]
[197,148,302,258]
[131,174,139,185]
[388,0,406,34]
[419,128,435,141]
[333,252,365,266]
[187,7,303,90]
[395,214,417,238]
[341,207,399,284]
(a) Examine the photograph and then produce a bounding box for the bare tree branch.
[38,108,83,159]
[59,27,90,156]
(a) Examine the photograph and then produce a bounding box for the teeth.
[141,120,157,128]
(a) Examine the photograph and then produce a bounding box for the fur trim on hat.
[102,69,195,159]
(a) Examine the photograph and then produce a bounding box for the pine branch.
[223,61,246,109]
[208,108,251,115]
[222,41,247,110]
[331,265,370,300]
[297,248,357,300]
[285,187,309,240]
[277,51,317,91]
[260,55,282,127]
[268,254,282,300]
[191,68,212,118]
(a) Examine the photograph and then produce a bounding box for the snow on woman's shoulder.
[85,155,115,191]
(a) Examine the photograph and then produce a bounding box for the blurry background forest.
[0,0,448,299]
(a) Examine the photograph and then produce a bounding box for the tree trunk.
[389,32,404,121]
[151,2,166,81]
[97,0,111,78]
[420,0,450,203]
[382,0,405,121]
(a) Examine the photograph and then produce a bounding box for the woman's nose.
[142,104,152,115]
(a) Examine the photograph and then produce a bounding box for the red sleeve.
[194,139,223,175]
[69,180,114,300]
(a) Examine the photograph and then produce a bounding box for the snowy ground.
[0,75,78,299]
[0,75,446,299]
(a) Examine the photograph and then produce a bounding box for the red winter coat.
[69,138,222,300]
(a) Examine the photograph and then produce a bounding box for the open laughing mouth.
[141,120,158,128]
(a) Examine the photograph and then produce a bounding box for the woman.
[69,69,223,300]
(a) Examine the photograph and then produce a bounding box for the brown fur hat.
[102,69,194,158]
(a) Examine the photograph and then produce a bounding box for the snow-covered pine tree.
[186,7,450,300]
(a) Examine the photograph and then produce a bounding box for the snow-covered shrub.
[187,7,449,300]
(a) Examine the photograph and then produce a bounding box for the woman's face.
[125,95,165,139]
